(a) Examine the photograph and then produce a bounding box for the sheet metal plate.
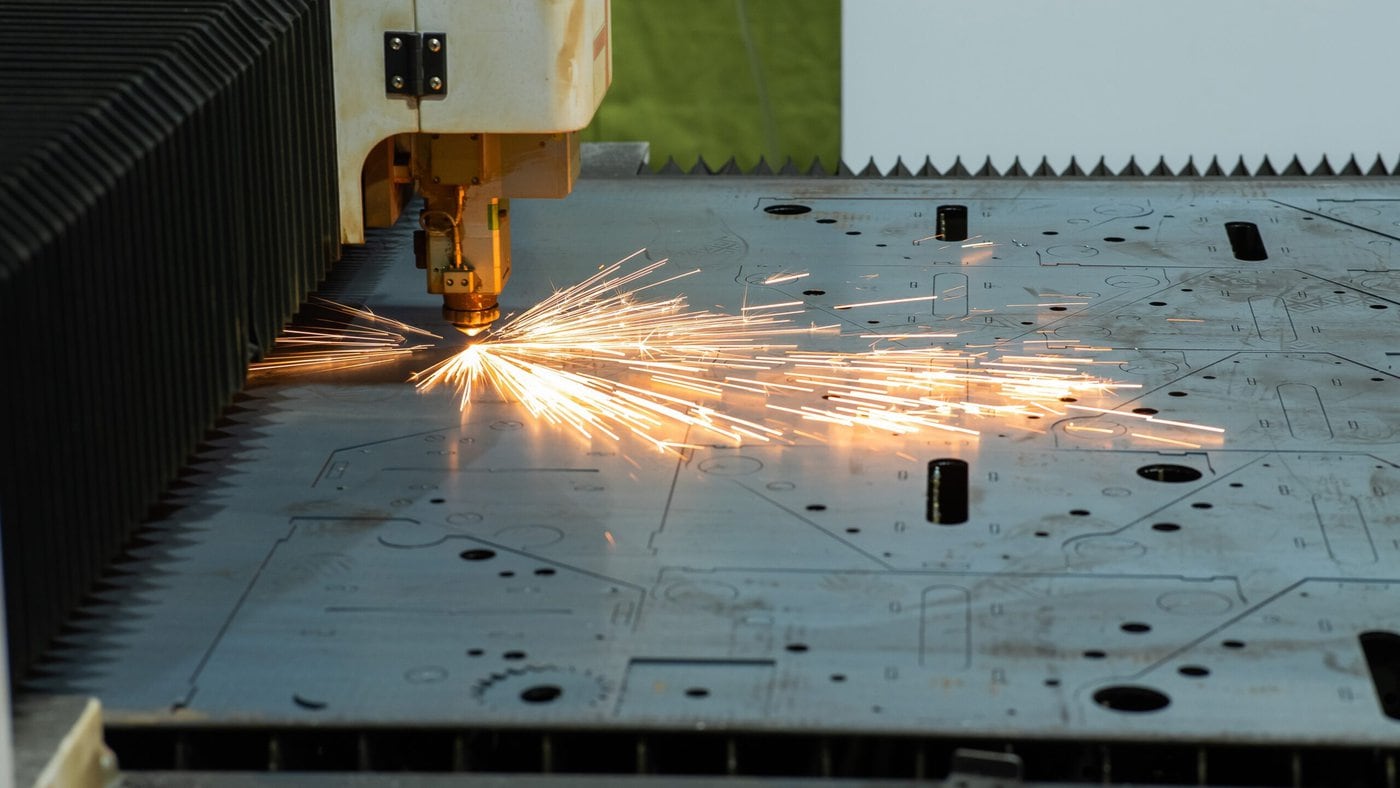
[45,179,1400,745]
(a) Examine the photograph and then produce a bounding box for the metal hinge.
[384,31,448,97]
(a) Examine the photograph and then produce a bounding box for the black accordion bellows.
[0,0,339,679]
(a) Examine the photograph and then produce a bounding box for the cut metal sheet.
[36,178,1400,748]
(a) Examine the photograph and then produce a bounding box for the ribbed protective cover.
[0,0,338,679]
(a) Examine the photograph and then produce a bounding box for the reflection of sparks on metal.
[913,233,995,250]
[250,298,440,374]
[411,252,1224,452]
[1131,432,1202,449]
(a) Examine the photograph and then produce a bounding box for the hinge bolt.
[428,76,444,91]
[389,36,403,51]
[391,75,406,90]
[427,37,442,53]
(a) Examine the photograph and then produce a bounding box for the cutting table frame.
[35,175,1400,784]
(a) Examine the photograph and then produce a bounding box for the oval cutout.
[1136,464,1203,483]
[1093,685,1171,713]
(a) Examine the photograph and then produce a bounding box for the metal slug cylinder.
[927,458,969,525]
[1225,221,1267,261]
[936,204,968,242]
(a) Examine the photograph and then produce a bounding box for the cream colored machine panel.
[330,0,418,244]
[331,0,610,245]
[416,0,610,134]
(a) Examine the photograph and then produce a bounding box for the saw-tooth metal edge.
[644,153,1399,178]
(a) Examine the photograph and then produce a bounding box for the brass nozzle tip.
[442,293,499,336]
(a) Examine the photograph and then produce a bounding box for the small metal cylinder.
[926,458,969,525]
[936,204,968,243]
[1225,221,1267,261]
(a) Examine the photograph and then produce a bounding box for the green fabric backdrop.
[581,0,841,172]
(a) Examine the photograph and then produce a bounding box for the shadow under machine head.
[335,0,611,334]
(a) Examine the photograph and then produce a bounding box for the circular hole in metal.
[1083,649,1107,659]
[830,674,847,683]
[1191,502,1214,510]
[503,650,527,660]
[806,504,827,511]
[1044,678,1061,687]
[520,684,563,704]
[786,643,810,653]
[845,527,861,534]
[1070,509,1091,516]
[1229,482,1243,488]
[1178,665,1210,677]
[867,320,880,325]
[1222,639,1246,649]
[1134,225,1150,230]
[1370,304,1389,309]
[1042,230,1059,235]
[1049,306,1068,311]
[1093,685,1171,713]
[764,204,811,215]
[1136,464,1203,483]
[846,230,862,236]
[1104,236,1125,243]
[1202,375,1216,379]
[1121,622,1152,634]
[876,243,887,247]
[802,289,826,296]
[1149,301,1167,306]
[1132,407,1159,415]
[430,498,446,504]
[534,567,556,576]
[1034,531,1050,537]
[1152,522,1182,532]
[498,570,515,577]
[1372,377,1386,382]
[816,218,837,224]
[459,549,496,561]
[1167,391,1188,397]
[466,648,484,657]
[685,687,710,698]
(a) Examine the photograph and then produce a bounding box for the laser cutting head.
[406,132,580,337]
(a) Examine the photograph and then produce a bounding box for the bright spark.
[857,333,961,339]
[250,298,439,375]
[833,295,938,310]
[742,300,804,312]
[762,272,811,285]
[410,252,1224,451]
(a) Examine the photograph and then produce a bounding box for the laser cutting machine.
[332,1,609,334]
[5,2,1400,787]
